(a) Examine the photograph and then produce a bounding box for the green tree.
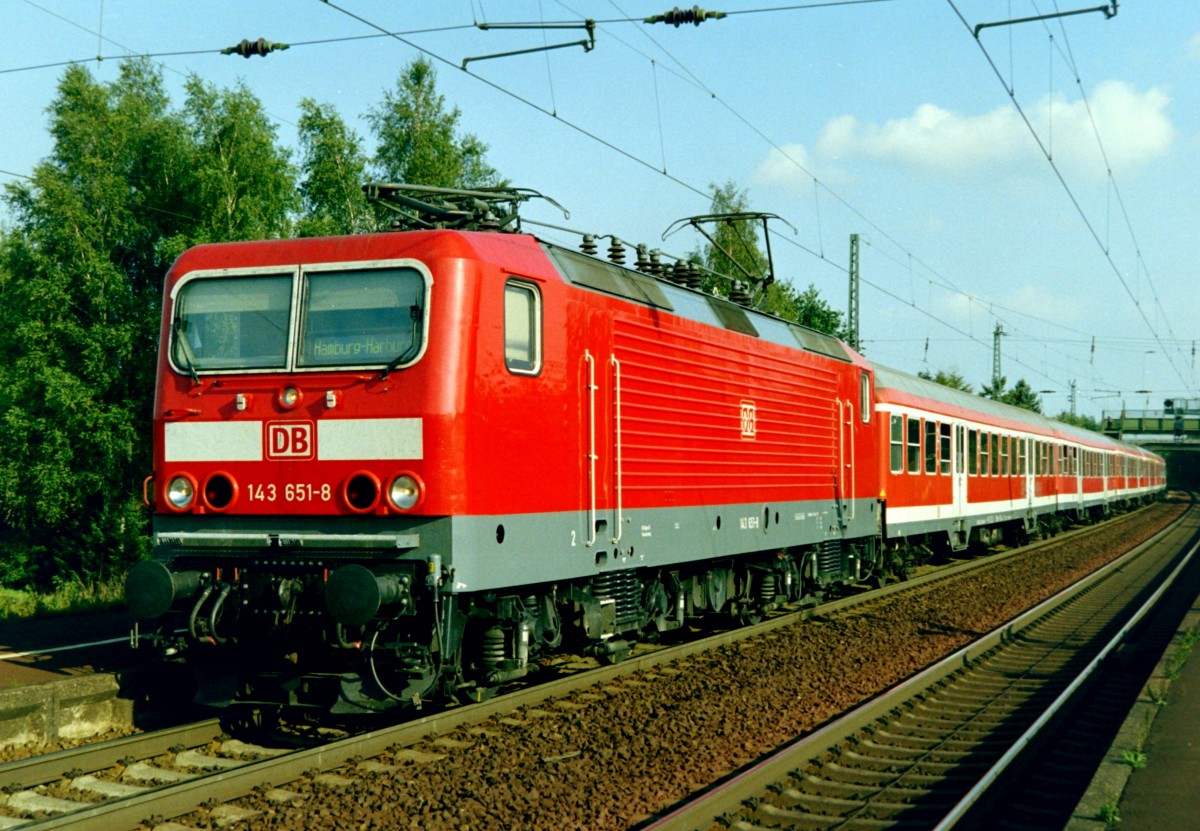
[983,375,1043,413]
[981,375,1007,402]
[182,75,296,242]
[295,98,373,237]
[918,369,974,394]
[1056,411,1102,431]
[367,57,502,189]
[1003,378,1044,413]
[0,59,298,590]
[763,281,845,337]
[696,181,769,292]
[0,60,187,587]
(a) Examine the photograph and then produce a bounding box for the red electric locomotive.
[126,186,888,712]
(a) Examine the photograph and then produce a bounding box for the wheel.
[737,607,764,626]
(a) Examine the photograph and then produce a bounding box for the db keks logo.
[266,421,316,460]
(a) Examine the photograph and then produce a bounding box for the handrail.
[846,400,855,521]
[611,355,623,545]
[585,350,597,546]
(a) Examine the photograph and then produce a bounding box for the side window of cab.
[504,280,542,375]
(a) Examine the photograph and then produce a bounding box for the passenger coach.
[874,365,1165,563]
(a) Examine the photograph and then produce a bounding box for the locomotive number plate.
[247,483,333,503]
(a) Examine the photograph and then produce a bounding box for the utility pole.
[1069,379,1077,415]
[992,323,1006,389]
[847,233,861,352]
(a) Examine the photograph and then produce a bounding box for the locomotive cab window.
[171,274,292,371]
[298,267,426,369]
[504,280,542,375]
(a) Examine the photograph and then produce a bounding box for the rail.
[637,502,1198,830]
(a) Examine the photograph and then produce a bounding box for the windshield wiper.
[381,303,423,379]
[172,316,201,385]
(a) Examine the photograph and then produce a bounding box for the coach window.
[1018,439,1026,476]
[969,430,978,475]
[980,432,990,476]
[1001,435,1010,476]
[925,420,937,474]
[889,415,903,473]
[939,423,951,474]
[504,280,542,375]
[907,417,921,473]
[990,433,999,476]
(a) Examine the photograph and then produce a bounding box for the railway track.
[639,503,1200,831]
[0,504,1176,831]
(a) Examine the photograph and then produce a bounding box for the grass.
[1120,749,1147,769]
[0,579,126,621]
[1099,801,1121,825]
[1164,630,1200,681]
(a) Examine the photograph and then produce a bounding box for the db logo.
[740,401,757,439]
[266,422,315,460]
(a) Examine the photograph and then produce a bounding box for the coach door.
[952,424,967,515]
[1025,437,1035,511]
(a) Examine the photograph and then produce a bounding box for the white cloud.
[817,105,1025,171]
[813,80,1174,178]
[749,143,815,189]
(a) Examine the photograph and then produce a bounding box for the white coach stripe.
[318,418,423,461]
[164,421,263,462]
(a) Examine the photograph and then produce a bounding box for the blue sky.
[3,1,1197,420]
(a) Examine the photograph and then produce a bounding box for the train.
[125,185,1166,714]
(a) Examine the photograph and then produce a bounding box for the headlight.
[166,476,195,510]
[278,385,302,409]
[388,474,421,510]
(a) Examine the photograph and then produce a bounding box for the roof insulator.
[635,244,651,273]
[670,261,689,285]
[648,249,664,276]
[580,234,598,256]
[608,239,627,265]
[644,6,727,27]
[222,38,290,59]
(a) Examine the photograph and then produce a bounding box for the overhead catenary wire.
[944,0,1192,397]
[7,0,1180,407]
